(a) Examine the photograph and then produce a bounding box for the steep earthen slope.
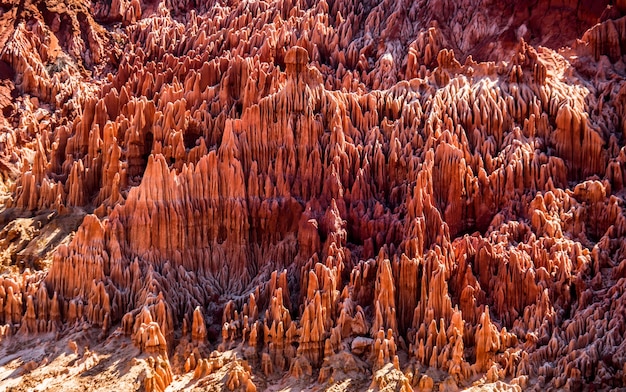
[1,0,626,390]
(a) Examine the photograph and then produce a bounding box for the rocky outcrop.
[1,0,626,390]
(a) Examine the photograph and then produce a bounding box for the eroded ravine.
[1,0,626,391]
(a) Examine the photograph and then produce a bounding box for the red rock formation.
[1,0,626,390]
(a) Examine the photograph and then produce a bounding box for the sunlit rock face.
[1,0,626,390]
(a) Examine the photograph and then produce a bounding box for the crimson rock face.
[1,0,626,390]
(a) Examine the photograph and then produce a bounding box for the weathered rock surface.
[1,0,626,390]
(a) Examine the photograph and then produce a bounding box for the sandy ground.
[0,208,86,273]
[0,325,524,392]
[0,327,145,392]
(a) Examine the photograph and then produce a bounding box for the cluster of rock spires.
[1,0,626,390]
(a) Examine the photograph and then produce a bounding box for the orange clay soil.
[1,0,626,391]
